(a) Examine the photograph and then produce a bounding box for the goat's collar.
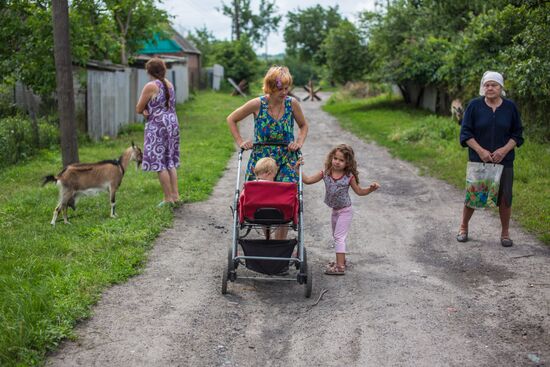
[116,159,125,175]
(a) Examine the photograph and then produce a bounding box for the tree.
[283,5,343,64]
[51,0,79,165]
[321,21,368,84]
[502,2,550,138]
[103,0,170,65]
[187,26,218,66]
[210,36,258,83]
[256,0,282,57]
[0,0,167,95]
[219,0,254,41]
[218,0,280,49]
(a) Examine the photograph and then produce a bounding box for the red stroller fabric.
[239,181,298,224]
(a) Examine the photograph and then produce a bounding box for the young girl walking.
[300,144,380,275]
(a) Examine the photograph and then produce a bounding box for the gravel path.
[48,92,549,367]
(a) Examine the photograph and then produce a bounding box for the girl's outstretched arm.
[294,158,323,184]
[350,176,380,196]
[302,171,323,185]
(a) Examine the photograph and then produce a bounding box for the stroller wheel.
[298,248,312,298]
[221,267,228,294]
[222,246,236,295]
[293,248,300,270]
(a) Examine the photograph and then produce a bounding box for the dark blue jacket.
[460,97,524,167]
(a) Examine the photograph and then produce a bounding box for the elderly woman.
[227,66,308,239]
[457,71,524,247]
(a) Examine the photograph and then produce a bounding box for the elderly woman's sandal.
[456,228,468,243]
[501,237,513,247]
[456,232,468,242]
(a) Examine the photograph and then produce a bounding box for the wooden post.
[52,0,79,166]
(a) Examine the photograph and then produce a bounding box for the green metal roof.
[139,34,182,54]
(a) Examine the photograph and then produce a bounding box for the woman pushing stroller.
[227,66,308,239]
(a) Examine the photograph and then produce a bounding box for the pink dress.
[142,80,180,172]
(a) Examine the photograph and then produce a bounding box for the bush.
[392,116,458,143]
[0,115,59,168]
[210,37,259,84]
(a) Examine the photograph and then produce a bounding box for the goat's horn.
[131,141,135,148]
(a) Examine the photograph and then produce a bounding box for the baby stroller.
[221,143,312,298]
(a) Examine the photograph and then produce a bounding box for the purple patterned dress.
[142,79,180,172]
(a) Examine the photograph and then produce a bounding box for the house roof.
[138,27,201,56]
[140,34,183,54]
[170,27,201,55]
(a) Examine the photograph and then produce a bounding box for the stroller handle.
[240,142,302,154]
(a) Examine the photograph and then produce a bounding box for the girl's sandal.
[327,260,350,268]
[324,264,345,275]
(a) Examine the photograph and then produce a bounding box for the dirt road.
[48,92,549,367]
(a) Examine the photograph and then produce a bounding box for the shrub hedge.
[0,115,59,168]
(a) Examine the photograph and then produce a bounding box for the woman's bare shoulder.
[290,97,302,108]
[242,97,262,111]
[144,80,159,91]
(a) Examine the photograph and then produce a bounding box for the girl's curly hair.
[324,144,360,184]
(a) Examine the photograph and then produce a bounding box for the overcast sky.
[160,0,378,55]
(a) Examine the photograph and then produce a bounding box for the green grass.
[323,94,550,245]
[0,91,244,366]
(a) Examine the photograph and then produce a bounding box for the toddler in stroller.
[221,144,312,298]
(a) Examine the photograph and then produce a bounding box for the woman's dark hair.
[145,57,170,109]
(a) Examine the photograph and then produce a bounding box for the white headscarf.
[479,71,506,96]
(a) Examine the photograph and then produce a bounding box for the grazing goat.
[451,98,464,125]
[43,143,143,225]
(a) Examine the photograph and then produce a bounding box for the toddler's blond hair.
[254,157,278,178]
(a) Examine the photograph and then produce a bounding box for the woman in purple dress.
[136,58,180,206]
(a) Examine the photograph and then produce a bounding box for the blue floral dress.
[245,96,299,182]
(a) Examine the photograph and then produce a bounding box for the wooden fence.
[87,62,189,139]
[13,59,189,141]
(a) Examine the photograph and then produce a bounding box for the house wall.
[186,54,200,91]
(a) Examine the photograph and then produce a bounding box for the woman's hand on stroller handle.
[288,141,302,152]
[239,140,253,151]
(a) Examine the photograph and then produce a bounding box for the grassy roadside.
[323,94,550,245]
[0,91,244,366]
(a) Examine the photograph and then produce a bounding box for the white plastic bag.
[464,162,504,209]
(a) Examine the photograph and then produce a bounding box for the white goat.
[43,143,143,225]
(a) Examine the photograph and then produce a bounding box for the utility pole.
[51,0,79,166]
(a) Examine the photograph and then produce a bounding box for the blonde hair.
[254,157,278,177]
[324,144,360,184]
[262,66,293,94]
